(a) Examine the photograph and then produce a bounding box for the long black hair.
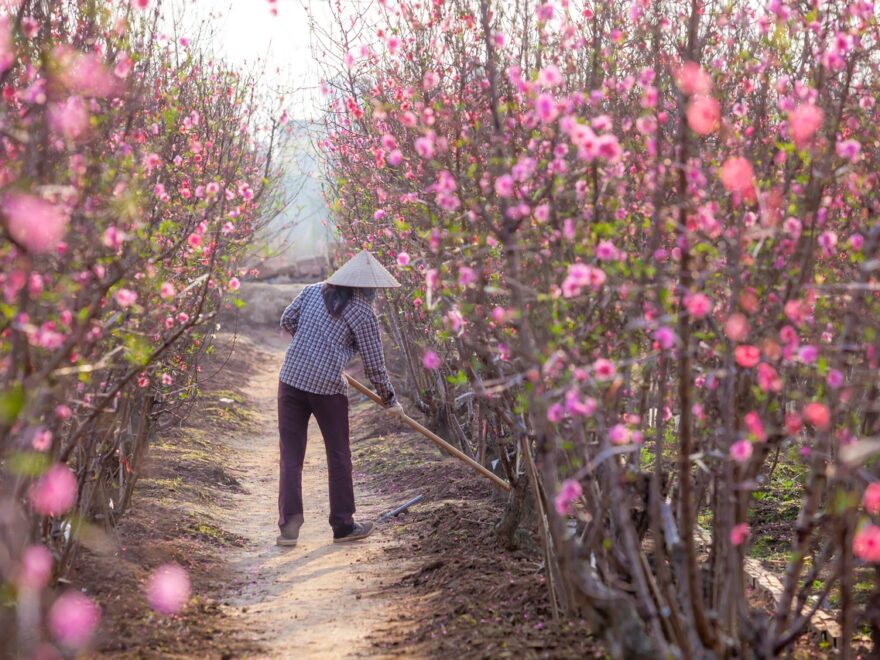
[322,284,376,318]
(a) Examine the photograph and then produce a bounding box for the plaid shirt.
[279,283,396,404]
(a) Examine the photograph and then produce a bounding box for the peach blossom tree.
[0,0,285,654]
[317,0,880,655]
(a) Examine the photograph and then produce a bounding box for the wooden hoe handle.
[344,374,512,492]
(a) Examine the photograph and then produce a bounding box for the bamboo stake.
[344,374,512,492]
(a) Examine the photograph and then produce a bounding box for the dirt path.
[217,332,408,659]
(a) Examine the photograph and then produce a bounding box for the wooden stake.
[344,374,512,492]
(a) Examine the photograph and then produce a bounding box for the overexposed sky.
[164,0,339,119]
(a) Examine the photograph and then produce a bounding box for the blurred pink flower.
[730,523,750,546]
[757,363,782,392]
[864,483,880,515]
[18,545,54,589]
[788,104,823,148]
[422,350,441,370]
[32,428,52,451]
[719,157,755,199]
[803,402,830,430]
[2,193,69,253]
[687,95,720,135]
[592,358,616,381]
[48,591,100,648]
[827,369,844,389]
[684,293,712,319]
[735,345,760,368]
[675,61,712,96]
[723,313,749,342]
[159,282,176,300]
[730,439,753,463]
[0,16,14,73]
[29,464,77,516]
[554,479,582,516]
[114,289,137,308]
[146,563,191,615]
[131,0,150,8]
[47,96,89,141]
[853,525,880,563]
[228,277,241,291]
[546,403,564,423]
[458,267,476,287]
[535,93,558,123]
[744,412,766,441]
[836,139,861,163]
[653,326,676,350]
[396,252,410,267]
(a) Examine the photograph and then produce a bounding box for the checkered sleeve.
[350,308,396,405]
[280,290,304,336]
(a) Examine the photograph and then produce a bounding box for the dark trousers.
[277,381,355,536]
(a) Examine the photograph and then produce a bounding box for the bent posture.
[276,250,403,546]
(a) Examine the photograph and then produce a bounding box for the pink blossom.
[537,64,563,88]
[114,53,133,78]
[675,61,712,96]
[564,389,597,418]
[48,592,100,648]
[684,293,712,319]
[0,16,14,73]
[47,97,89,141]
[788,104,823,148]
[458,267,477,287]
[757,363,782,392]
[102,226,126,250]
[687,96,720,135]
[719,157,755,199]
[414,135,435,159]
[29,464,77,516]
[114,289,137,308]
[21,17,39,40]
[744,411,766,441]
[32,428,52,451]
[131,0,150,8]
[827,369,844,389]
[494,175,514,198]
[535,93,559,123]
[864,483,880,515]
[228,277,241,291]
[554,479,582,516]
[836,139,861,163]
[592,358,616,381]
[187,233,202,248]
[818,230,838,256]
[396,252,410,267]
[546,403,564,423]
[730,523,750,546]
[803,402,830,430]
[735,345,761,368]
[146,563,191,615]
[854,525,880,563]
[653,326,676,350]
[608,424,631,445]
[2,193,70,253]
[730,439,753,463]
[55,405,72,420]
[423,71,440,90]
[850,233,864,251]
[595,240,619,262]
[18,545,53,589]
[724,313,749,342]
[596,134,622,161]
[160,282,176,300]
[797,345,818,364]
[422,350,441,370]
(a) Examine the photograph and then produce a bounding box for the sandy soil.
[216,330,412,659]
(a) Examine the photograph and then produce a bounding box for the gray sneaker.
[333,521,374,543]
[276,518,302,547]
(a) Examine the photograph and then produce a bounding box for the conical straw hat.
[326,250,401,288]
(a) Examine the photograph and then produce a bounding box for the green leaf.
[6,452,50,477]
[0,384,25,426]
[123,334,152,367]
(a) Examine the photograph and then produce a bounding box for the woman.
[276,250,404,547]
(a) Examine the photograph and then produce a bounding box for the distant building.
[254,120,337,280]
